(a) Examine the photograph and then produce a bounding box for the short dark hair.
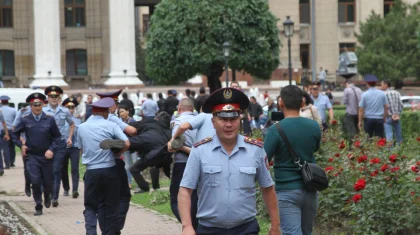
[382,80,392,88]
[167,90,172,95]
[122,92,128,99]
[191,91,196,97]
[280,85,303,110]
[302,91,313,106]
[199,86,205,94]
[158,93,163,99]
[185,89,191,96]
[250,96,256,102]
[147,93,152,99]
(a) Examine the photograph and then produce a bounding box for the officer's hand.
[3,134,10,141]
[268,226,282,235]
[66,138,72,147]
[45,150,54,159]
[22,146,28,157]
[181,226,195,235]
[358,121,362,130]
[167,141,175,153]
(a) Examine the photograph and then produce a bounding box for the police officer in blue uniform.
[60,97,82,198]
[43,86,75,207]
[178,88,281,235]
[0,96,16,169]
[77,97,129,235]
[13,93,61,216]
[0,111,9,176]
[95,90,136,233]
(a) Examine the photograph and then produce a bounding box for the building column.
[105,0,143,86]
[30,0,68,88]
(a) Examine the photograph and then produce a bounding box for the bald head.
[178,98,194,113]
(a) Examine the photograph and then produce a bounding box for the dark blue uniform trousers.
[52,141,67,200]
[61,147,80,193]
[196,218,260,235]
[8,130,16,165]
[26,153,53,210]
[84,165,120,235]
[0,137,11,169]
[364,118,385,139]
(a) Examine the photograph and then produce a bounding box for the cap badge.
[51,86,56,90]
[223,89,232,99]
[222,104,234,111]
[33,99,40,103]
[34,93,39,98]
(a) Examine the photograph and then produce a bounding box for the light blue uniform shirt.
[77,115,128,170]
[63,117,82,148]
[108,113,128,131]
[180,134,274,229]
[0,105,16,130]
[188,113,214,141]
[359,88,388,119]
[43,104,74,141]
[0,112,4,122]
[12,107,31,128]
[142,99,159,117]
[171,111,197,163]
[311,94,332,122]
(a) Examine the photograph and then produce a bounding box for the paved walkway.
[0,155,181,235]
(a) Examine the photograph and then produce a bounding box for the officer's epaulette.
[244,137,263,147]
[193,137,213,147]
[22,114,29,118]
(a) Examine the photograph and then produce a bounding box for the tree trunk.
[206,64,224,94]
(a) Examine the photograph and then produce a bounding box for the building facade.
[0,0,416,88]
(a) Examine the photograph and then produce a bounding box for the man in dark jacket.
[119,92,135,117]
[248,96,263,129]
[157,93,166,113]
[194,87,209,113]
[165,90,179,116]
[128,112,173,193]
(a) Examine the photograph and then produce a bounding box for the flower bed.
[0,202,35,235]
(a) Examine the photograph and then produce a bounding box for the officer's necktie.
[35,116,40,122]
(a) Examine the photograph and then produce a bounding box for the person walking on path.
[13,92,61,216]
[342,79,362,147]
[381,80,403,144]
[318,67,327,91]
[0,111,10,176]
[0,96,15,169]
[311,83,334,131]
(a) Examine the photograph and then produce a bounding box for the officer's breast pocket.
[239,166,257,189]
[203,166,222,188]
[40,124,51,133]
[56,114,66,126]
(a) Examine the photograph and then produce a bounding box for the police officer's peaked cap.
[44,85,64,96]
[26,92,47,104]
[62,97,79,107]
[202,88,249,118]
[0,95,11,100]
[92,97,115,111]
[364,74,379,83]
[96,89,122,101]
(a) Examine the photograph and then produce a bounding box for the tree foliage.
[357,0,420,82]
[146,0,280,92]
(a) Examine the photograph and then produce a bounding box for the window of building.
[0,0,13,27]
[338,0,355,23]
[65,0,85,27]
[300,44,310,69]
[339,43,356,54]
[0,50,15,76]
[66,49,87,75]
[299,0,310,24]
[142,14,150,34]
[384,0,394,16]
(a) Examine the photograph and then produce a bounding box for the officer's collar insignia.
[193,136,213,147]
[222,104,234,111]
[34,93,39,98]
[51,86,56,90]
[223,89,232,99]
[244,137,263,147]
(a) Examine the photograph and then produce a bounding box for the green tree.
[357,0,420,83]
[146,0,280,93]
[136,35,148,83]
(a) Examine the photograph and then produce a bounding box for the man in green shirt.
[264,85,321,235]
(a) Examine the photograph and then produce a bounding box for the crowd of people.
[0,73,405,234]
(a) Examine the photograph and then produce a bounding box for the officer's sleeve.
[256,147,274,188]
[12,118,25,147]
[188,113,205,130]
[49,118,62,152]
[326,97,333,109]
[263,127,280,162]
[65,109,74,125]
[180,147,201,189]
[0,112,4,122]
[359,93,366,108]
[112,123,128,141]
[109,115,128,131]
[171,119,180,136]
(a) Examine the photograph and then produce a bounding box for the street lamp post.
[223,42,231,88]
[283,16,295,85]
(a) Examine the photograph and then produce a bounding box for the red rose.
[370,158,381,164]
[389,154,398,163]
[269,161,274,166]
[334,153,340,157]
[339,143,346,149]
[359,167,366,172]
[416,176,420,181]
[416,161,420,166]
[354,178,366,191]
[391,167,400,172]
[417,137,420,142]
[331,120,338,125]
[328,158,334,162]
[370,170,379,177]
[340,140,345,144]
[325,166,334,172]
[411,192,415,196]
[411,166,419,173]
[334,173,339,177]
[381,164,389,172]
[354,141,361,148]
[352,194,362,203]
[377,138,387,147]
[256,137,263,141]
[357,155,368,163]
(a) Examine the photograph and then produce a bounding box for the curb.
[6,200,49,235]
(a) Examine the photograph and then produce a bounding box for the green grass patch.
[130,190,174,218]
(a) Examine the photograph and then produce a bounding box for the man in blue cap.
[358,74,389,138]
[61,97,82,198]
[77,97,129,235]
[13,92,62,216]
[43,85,75,207]
[0,95,16,168]
[0,112,9,176]
[178,88,280,235]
